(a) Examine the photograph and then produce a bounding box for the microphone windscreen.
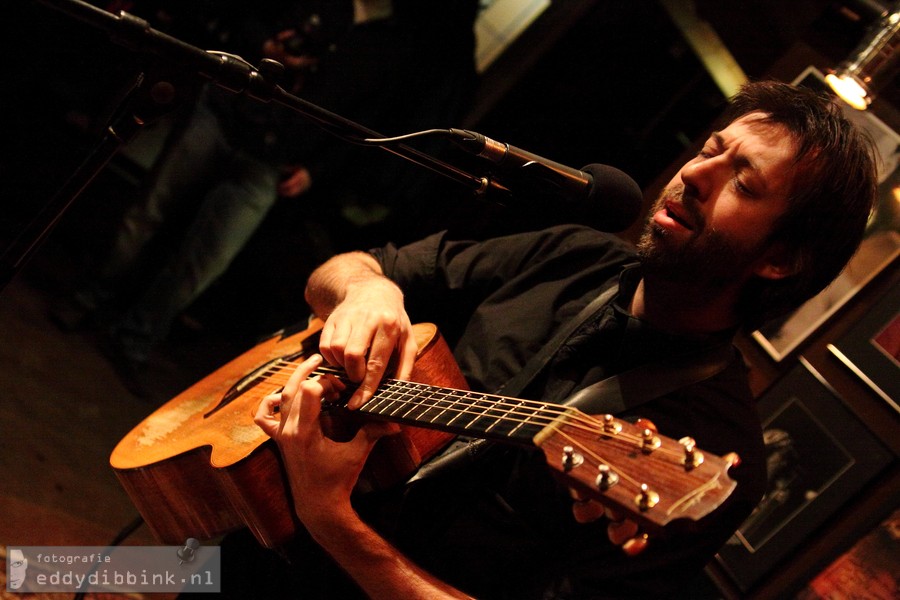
[580,164,644,232]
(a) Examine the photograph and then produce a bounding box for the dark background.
[1,0,893,341]
[0,3,897,599]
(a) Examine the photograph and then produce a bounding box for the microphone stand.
[1,0,493,291]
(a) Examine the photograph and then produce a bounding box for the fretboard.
[358,378,566,445]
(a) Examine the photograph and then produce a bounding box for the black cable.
[71,515,145,600]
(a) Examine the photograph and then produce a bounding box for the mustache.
[660,184,705,231]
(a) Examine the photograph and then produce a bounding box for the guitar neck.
[356,378,562,446]
[341,372,738,530]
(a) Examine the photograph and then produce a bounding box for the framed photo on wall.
[796,507,900,600]
[714,358,892,592]
[828,279,900,414]
[752,66,900,362]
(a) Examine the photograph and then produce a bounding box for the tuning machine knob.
[679,437,704,470]
[562,445,584,472]
[635,483,659,511]
[595,464,619,491]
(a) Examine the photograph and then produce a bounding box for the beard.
[636,184,769,289]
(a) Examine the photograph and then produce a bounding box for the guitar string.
[255,359,690,464]
[553,427,646,490]
[552,426,722,521]
[265,359,629,439]
[250,362,702,517]
[366,385,694,467]
[247,361,718,503]
[267,359,692,462]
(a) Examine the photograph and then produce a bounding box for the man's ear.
[753,243,801,281]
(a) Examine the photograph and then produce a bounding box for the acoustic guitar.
[110,321,738,548]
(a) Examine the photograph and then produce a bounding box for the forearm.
[305,251,392,318]
[306,507,473,600]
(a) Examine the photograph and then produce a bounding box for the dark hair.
[723,81,878,328]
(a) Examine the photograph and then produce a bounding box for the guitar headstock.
[534,411,738,531]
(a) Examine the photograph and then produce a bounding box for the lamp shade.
[826,2,900,110]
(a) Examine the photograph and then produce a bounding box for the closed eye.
[699,132,726,159]
[733,177,755,196]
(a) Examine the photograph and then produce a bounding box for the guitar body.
[109,321,464,548]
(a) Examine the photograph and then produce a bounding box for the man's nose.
[680,157,722,202]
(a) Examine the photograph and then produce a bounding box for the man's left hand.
[570,495,649,557]
[569,417,655,556]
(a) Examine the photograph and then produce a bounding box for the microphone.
[448,129,643,232]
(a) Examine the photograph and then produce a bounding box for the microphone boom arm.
[2,0,500,290]
[35,0,490,193]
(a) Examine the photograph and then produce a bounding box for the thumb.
[254,393,283,438]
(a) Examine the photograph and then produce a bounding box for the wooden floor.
[0,252,243,552]
[0,274,153,547]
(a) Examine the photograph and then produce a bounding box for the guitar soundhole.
[203,333,320,419]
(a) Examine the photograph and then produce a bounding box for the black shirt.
[371,225,767,599]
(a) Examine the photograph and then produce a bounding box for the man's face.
[638,112,798,287]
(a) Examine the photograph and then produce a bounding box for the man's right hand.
[306,252,419,409]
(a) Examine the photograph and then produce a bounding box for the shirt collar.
[612,263,735,354]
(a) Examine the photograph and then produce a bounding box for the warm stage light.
[827,2,900,110]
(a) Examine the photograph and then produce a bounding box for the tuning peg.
[596,464,619,491]
[679,436,704,470]
[601,414,622,434]
[621,533,650,557]
[723,452,742,468]
[562,445,584,472]
[606,513,648,555]
[640,427,661,454]
[635,483,659,511]
[634,417,657,432]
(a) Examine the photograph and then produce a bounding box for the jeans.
[101,97,282,361]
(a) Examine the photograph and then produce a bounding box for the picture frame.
[714,358,893,593]
[828,279,900,414]
[751,66,900,362]
[795,506,900,600]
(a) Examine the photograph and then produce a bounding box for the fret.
[361,382,554,443]
[395,383,439,421]
[364,386,398,416]
[461,392,501,429]
[492,400,539,439]
[384,387,413,417]
[422,389,471,428]
[332,372,561,447]
[415,387,460,423]
[481,397,520,436]
[463,394,504,434]
[427,399,451,425]
[509,400,550,437]
[366,381,457,423]
[443,392,474,427]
